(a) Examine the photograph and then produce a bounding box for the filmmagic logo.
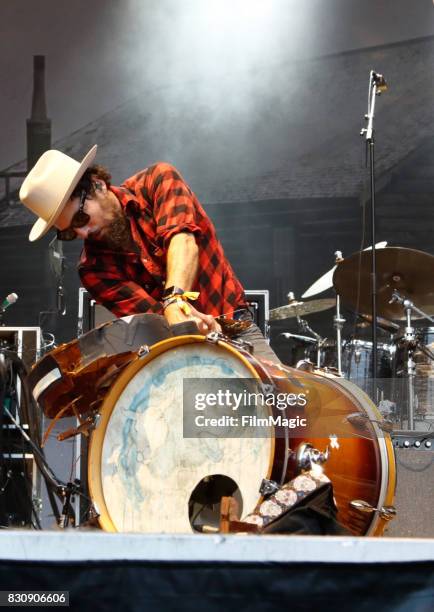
[194,389,307,411]
[194,414,307,428]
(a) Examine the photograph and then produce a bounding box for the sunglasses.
[56,190,90,241]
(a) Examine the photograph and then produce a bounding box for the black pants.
[232,309,281,364]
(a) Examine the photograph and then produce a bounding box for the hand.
[164,301,221,335]
[188,304,222,334]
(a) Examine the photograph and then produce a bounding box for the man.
[20,145,278,362]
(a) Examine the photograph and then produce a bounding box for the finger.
[193,318,209,335]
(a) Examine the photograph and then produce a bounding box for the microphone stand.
[360,70,387,400]
[3,404,90,528]
[297,317,323,367]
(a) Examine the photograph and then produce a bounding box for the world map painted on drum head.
[99,342,273,533]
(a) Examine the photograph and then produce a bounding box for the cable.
[1,349,61,524]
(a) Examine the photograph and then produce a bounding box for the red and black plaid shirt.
[78,162,247,318]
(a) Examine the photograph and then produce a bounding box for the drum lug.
[259,478,280,497]
[350,499,397,521]
[350,499,376,513]
[295,360,315,372]
[206,332,222,344]
[379,506,397,521]
[138,344,150,358]
[207,332,254,354]
[296,442,330,472]
[88,503,100,522]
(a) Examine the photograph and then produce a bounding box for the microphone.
[280,332,318,344]
[0,293,18,313]
[372,71,387,93]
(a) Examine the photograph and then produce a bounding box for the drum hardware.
[345,412,394,433]
[206,331,223,344]
[296,316,325,368]
[58,480,81,528]
[296,442,330,472]
[349,499,396,521]
[57,413,98,442]
[334,294,345,376]
[390,290,434,430]
[137,344,150,358]
[295,359,315,372]
[294,359,341,377]
[389,290,434,327]
[280,332,324,370]
[208,332,254,355]
[259,478,280,497]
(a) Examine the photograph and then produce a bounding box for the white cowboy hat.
[19,145,98,241]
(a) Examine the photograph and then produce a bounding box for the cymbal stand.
[390,290,434,430]
[334,295,345,376]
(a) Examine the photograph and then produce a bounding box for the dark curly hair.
[70,164,112,199]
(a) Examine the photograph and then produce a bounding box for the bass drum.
[88,335,396,536]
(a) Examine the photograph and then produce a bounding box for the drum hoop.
[87,334,275,532]
[323,375,396,536]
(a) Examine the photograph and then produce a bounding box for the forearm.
[163,232,220,333]
[165,232,199,291]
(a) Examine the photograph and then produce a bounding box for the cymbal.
[270,298,335,321]
[356,313,401,334]
[333,247,434,321]
[302,242,387,298]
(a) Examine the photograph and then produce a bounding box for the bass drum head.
[88,336,274,533]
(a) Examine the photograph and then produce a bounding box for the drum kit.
[271,246,434,431]
[23,245,434,536]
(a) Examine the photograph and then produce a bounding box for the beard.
[89,206,136,252]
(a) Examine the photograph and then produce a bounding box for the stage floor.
[0,531,433,563]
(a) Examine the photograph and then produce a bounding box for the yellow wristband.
[164,291,200,302]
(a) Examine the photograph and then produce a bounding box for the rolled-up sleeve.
[149,163,203,248]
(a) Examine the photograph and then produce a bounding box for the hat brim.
[28,145,98,242]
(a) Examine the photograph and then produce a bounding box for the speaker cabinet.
[385,434,434,538]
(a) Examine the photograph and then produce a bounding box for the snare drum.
[88,334,395,536]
